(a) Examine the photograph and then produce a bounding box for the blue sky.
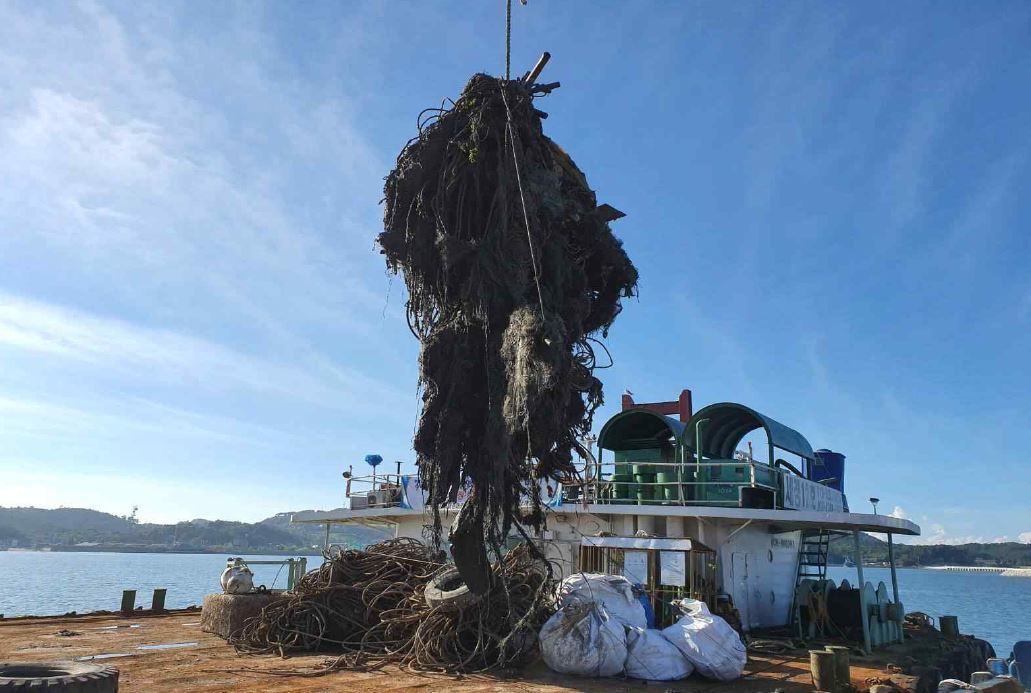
[1,2,1028,543]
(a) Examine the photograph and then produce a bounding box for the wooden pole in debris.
[120,589,136,616]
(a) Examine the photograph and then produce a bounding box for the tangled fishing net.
[233,538,554,673]
[379,73,638,587]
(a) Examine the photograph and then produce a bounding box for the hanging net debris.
[379,74,638,589]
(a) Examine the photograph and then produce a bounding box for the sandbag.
[556,573,647,628]
[661,598,746,681]
[624,626,693,681]
[539,603,627,678]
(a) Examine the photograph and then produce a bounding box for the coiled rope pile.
[232,538,555,673]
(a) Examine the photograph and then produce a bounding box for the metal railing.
[575,458,783,508]
[345,473,405,509]
[240,557,309,591]
[337,460,840,513]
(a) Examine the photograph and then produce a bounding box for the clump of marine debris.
[378,65,637,595]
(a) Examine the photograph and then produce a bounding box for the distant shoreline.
[3,547,321,556]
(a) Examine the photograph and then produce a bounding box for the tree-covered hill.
[0,506,387,554]
[828,533,1031,567]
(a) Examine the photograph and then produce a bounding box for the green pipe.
[695,418,709,474]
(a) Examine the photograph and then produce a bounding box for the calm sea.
[827,566,1031,658]
[0,551,321,618]
[1,553,1027,657]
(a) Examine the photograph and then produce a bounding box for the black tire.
[424,567,480,610]
[0,661,119,691]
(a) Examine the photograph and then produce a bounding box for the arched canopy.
[598,409,686,451]
[683,402,815,461]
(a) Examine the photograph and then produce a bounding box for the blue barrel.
[812,449,845,493]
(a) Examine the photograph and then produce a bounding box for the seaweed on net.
[379,73,638,589]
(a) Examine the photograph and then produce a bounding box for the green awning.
[683,402,815,460]
[598,409,686,451]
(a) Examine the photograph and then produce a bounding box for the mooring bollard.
[120,589,137,616]
[151,588,167,612]
[988,658,1008,676]
[825,645,852,692]
[970,671,994,684]
[940,614,959,638]
[810,649,837,692]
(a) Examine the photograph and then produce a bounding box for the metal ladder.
[791,528,830,638]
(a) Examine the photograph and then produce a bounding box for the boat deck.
[0,609,906,691]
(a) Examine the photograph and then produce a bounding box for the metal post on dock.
[120,589,136,616]
[852,531,872,653]
[151,588,167,612]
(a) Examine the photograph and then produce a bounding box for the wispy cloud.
[0,292,404,412]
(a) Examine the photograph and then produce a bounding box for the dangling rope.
[499,83,546,319]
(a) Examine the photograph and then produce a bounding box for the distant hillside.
[259,512,388,549]
[0,507,388,554]
[828,533,1031,567]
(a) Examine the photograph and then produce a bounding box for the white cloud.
[908,521,1014,546]
[0,291,404,412]
[1019,532,1031,545]
[890,505,907,520]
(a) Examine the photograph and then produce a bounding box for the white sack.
[556,573,647,628]
[660,599,746,681]
[539,603,627,678]
[624,626,693,681]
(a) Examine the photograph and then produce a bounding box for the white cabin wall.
[546,512,611,578]
[718,524,801,631]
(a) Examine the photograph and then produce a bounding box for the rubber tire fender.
[424,567,481,610]
[0,661,119,691]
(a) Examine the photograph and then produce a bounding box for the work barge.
[295,389,920,653]
[2,392,1017,692]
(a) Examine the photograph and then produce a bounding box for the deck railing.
[345,473,405,509]
[340,459,843,513]
[565,458,783,508]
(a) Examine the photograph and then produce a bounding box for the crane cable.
[506,0,512,80]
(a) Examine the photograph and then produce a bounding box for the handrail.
[582,458,788,508]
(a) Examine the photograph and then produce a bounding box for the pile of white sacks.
[539,573,747,682]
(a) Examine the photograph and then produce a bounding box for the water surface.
[0,551,319,617]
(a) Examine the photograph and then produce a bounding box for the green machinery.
[597,400,818,508]
[598,410,690,504]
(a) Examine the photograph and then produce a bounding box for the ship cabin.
[292,388,920,652]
